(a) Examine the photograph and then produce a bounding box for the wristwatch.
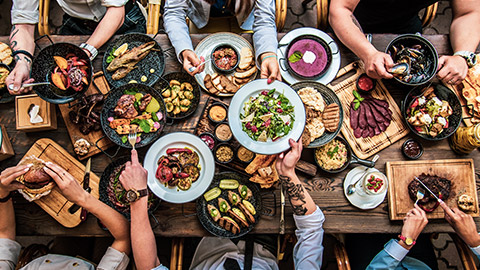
[79,43,98,60]
[398,235,416,246]
[453,51,477,68]
[0,191,13,203]
[125,188,148,203]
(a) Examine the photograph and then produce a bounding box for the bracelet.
[261,54,277,63]
[12,50,34,61]
[0,191,13,203]
[79,43,98,60]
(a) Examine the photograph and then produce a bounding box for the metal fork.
[128,128,137,150]
[414,189,425,205]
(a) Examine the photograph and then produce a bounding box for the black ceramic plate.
[291,81,343,147]
[99,156,160,219]
[100,83,166,148]
[31,43,92,104]
[196,172,261,238]
[153,72,200,120]
[402,84,461,141]
[102,33,165,88]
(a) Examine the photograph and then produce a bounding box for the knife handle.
[80,208,88,221]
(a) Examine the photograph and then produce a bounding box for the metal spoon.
[8,82,51,90]
[347,154,380,195]
[188,58,212,73]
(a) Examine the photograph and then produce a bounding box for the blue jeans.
[59,3,146,35]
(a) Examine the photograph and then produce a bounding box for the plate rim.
[228,79,306,155]
[145,132,215,203]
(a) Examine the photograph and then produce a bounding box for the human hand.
[44,162,89,206]
[362,50,394,80]
[182,50,205,76]
[0,165,31,198]
[440,201,480,247]
[119,149,148,191]
[6,61,34,95]
[276,139,302,176]
[437,55,468,85]
[400,204,428,249]
[260,52,281,84]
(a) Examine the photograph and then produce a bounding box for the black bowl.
[385,34,438,86]
[402,84,461,141]
[402,138,424,160]
[100,83,166,148]
[356,73,377,93]
[284,34,332,80]
[211,44,240,73]
[214,143,235,164]
[31,43,92,104]
[153,72,200,120]
[207,102,228,123]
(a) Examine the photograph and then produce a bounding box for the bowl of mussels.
[385,34,438,86]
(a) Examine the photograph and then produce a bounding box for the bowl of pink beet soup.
[283,35,332,80]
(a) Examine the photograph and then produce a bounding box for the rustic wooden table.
[0,34,479,237]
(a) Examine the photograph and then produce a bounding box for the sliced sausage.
[350,102,360,130]
[358,103,367,129]
[364,103,377,128]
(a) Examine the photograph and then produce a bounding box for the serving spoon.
[347,154,380,195]
[8,82,52,90]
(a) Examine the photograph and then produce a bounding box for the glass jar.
[449,124,480,154]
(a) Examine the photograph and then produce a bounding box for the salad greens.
[240,89,294,142]
[106,46,117,64]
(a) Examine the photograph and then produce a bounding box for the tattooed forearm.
[280,175,308,215]
[23,56,31,64]
[10,41,17,50]
[350,14,364,33]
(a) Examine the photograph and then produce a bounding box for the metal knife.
[80,158,92,221]
[415,176,442,202]
[279,184,285,235]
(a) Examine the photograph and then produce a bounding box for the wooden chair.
[316,0,439,30]
[170,237,184,270]
[38,0,51,35]
[333,238,351,270]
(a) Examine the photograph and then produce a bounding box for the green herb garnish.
[327,146,339,158]
[124,88,137,95]
[131,119,151,133]
[121,135,128,144]
[106,47,117,64]
[352,90,364,110]
[288,51,303,63]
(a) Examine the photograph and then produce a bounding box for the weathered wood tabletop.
[0,34,479,237]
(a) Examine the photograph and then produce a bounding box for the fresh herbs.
[121,135,128,144]
[124,88,137,95]
[131,118,151,133]
[327,145,339,158]
[106,46,117,64]
[288,51,303,63]
[352,90,365,110]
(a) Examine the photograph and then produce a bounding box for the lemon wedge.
[113,43,128,57]
[146,97,160,113]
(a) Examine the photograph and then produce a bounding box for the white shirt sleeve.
[11,0,40,24]
[384,239,409,261]
[292,206,325,269]
[0,238,21,270]
[97,247,130,270]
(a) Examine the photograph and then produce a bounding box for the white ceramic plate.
[277,27,341,85]
[228,79,306,155]
[194,32,257,97]
[145,132,215,204]
[343,166,388,210]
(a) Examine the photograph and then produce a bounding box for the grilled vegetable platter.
[196,172,261,238]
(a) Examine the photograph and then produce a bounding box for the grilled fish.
[107,41,157,76]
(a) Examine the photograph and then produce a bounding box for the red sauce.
[213,48,238,70]
[357,74,374,91]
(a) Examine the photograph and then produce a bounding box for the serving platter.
[145,132,215,204]
[20,138,100,228]
[228,79,306,155]
[328,62,409,159]
[386,159,478,220]
[194,32,257,97]
[58,71,114,160]
[196,172,261,238]
[277,27,341,85]
[102,33,165,88]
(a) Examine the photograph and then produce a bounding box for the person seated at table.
[366,201,480,269]
[119,139,324,270]
[163,0,281,83]
[0,163,131,269]
[329,0,480,85]
[7,0,146,95]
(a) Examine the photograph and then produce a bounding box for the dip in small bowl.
[211,44,239,73]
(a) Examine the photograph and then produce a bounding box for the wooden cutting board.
[20,138,100,228]
[386,159,478,220]
[58,71,114,160]
[327,62,409,159]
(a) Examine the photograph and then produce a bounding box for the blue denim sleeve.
[164,0,194,63]
[252,0,278,61]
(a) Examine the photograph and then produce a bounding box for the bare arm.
[437,0,480,85]
[6,24,35,94]
[84,6,125,55]
[44,163,130,254]
[120,150,160,270]
[329,0,393,79]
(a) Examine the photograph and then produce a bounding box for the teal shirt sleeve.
[366,239,408,270]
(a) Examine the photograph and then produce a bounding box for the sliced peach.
[53,56,68,70]
[51,72,66,90]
